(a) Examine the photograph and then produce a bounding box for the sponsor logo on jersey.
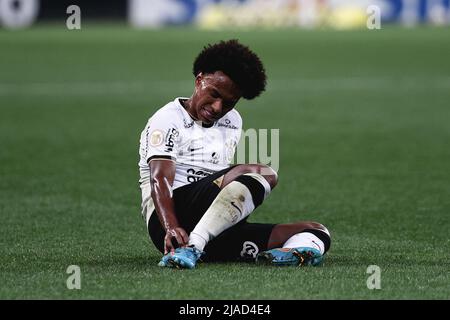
[210,151,220,164]
[164,128,179,152]
[149,129,164,147]
[217,119,238,129]
[240,241,259,259]
[186,140,204,153]
[186,168,211,183]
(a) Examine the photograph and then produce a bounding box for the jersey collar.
[175,97,215,128]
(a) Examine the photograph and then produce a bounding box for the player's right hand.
[164,227,189,254]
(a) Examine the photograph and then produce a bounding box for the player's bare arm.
[149,159,189,253]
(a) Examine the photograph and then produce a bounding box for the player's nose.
[211,99,223,115]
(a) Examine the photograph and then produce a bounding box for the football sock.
[282,228,331,255]
[188,173,271,251]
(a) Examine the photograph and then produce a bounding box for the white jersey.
[138,97,242,221]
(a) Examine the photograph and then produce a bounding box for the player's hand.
[164,227,189,254]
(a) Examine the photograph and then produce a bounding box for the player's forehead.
[203,71,241,101]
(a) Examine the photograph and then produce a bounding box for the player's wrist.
[165,223,181,233]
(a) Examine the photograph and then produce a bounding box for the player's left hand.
[164,227,189,254]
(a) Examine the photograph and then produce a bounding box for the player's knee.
[242,164,278,190]
[259,165,278,189]
[223,164,278,190]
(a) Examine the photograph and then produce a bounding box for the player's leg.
[168,164,277,268]
[203,221,276,262]
[257,221,331,266]
[267,221,330,249]
[188,164,276,250]
[202,221,331,266]
[219,163,278,190]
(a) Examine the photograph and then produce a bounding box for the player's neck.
[180,98,197,119]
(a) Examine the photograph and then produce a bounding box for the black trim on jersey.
[302,228,331,253]
[147,155,176,163]
[234,175,265,207]
[201,121,214,128]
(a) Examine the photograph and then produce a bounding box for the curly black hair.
[193,39,266,100]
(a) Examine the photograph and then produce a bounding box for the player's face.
[189,71,241,124]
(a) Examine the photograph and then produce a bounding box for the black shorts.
[148,166,275,262]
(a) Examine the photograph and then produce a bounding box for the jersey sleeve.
[230,109,243,143]
[235,112,243,142]
[143,108,181,163]
[225,109,243,163]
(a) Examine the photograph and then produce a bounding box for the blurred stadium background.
[0,0,449,299]
[1,0,450,29]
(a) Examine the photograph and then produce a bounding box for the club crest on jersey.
[149,130,164,147]
[225,139,237,162]
[165,128,179,152]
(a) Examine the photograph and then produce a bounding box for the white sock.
[283,232,325,255]
[189,174,271,251]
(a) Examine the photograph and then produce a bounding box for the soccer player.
[138,40,331,269]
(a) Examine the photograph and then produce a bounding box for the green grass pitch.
[0,25,449,299]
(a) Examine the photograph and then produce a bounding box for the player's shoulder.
[228,108,242,123]
[218,109,242,130]
[149,98,186,124]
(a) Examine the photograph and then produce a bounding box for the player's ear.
[195,73,203,87]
